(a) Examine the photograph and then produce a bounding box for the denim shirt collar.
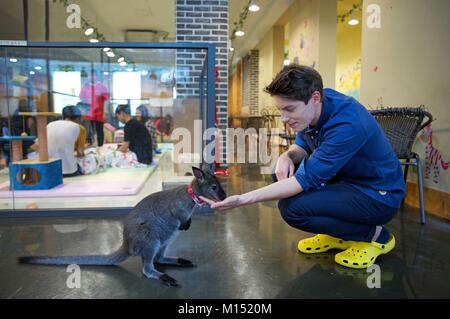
[303,94,332,135]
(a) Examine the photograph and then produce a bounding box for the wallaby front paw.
[160,274,180,287]
[177,258,197,268]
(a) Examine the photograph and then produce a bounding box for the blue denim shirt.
[294,88,406,208]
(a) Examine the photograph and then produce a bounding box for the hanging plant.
[337,3,362,23]
[230,0,252,41]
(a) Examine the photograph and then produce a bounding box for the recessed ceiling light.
[34,66,42,70]
[119,61,127,66]
[230,47,235,52]
[117,57,125,63]
[235,30,245,37]
[249,1,260,12]
[103,71,109,75]
[348,19,359,26]
[103,47,111,52]
[29,70,35,75]
[126,67,133,72]
[89,38,99,43]
[106,51,115,57]
[141,70,149,76]
[9,58,18,63]
[85,28,94,36]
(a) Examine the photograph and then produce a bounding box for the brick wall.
[242,50,259,116]
[175,0,228,164]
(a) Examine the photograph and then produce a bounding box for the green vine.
[230,0,252,41]
[337,3,362,23]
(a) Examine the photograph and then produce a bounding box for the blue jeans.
[274,173,398,242]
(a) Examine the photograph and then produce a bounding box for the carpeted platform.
[0,166,157,198]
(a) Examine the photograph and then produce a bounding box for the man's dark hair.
[264,64,323,104]
[115,104,131,115]
[62,105,81,121]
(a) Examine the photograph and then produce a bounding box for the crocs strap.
[371,226,383,242]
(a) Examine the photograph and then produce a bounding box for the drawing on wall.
[420,124,449,183]
[336,58,361,100]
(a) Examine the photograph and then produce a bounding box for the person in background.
[31,105,86,177]
[79,71,109,147]
[136,104,159,154]
[115,104,153,165]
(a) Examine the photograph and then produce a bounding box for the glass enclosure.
[0,42,215,212]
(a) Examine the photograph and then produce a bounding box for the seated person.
[115,104,153,165]
[31,105,86,177]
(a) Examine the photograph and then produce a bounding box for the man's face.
[116,112,125,124]
[275,95,318,132]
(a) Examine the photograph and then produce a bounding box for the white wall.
[361,0,450,193]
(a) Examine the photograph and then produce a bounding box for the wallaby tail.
[17,243,129,266]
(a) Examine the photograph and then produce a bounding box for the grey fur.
[18,165,226,287]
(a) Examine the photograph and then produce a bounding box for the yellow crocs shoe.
[334,234,396,269]
[298,234,354,254]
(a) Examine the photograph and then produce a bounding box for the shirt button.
[379,191,387,195]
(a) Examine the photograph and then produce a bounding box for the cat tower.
[8,108,63,190]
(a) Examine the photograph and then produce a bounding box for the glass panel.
[0,47,15,210]
[0,44,212,212]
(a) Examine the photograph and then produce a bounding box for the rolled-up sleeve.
[294,123,367,191]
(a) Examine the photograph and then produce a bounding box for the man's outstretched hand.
[199,195,244,211]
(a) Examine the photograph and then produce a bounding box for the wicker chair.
[370,107,433,224]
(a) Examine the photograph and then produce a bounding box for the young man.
[202,65,405,269]
[31,105,86,177]
[115,104,153,165]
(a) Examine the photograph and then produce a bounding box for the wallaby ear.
[192,166,205,181]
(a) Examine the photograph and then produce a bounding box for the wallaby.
[18,165,227,287]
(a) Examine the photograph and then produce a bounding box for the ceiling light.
[103,47,111,52]
[126,67,133,72]
[34,66,42,70]
[89,38,99,43]
[249,0,260,12]
[29,71,35,75]
[141,70,149,76]
[9,58,18,63]
[283,59,290,66]
[117,57,125,63]
[235,30,245,37]
[103,71,109,75]
[230,47,235,52]
[106,51,115,57]
[348,19,359,26]
[119,61,127,66]
[84,28,94,36]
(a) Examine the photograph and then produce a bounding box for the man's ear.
[192,166,205,181]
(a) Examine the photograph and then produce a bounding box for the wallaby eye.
[211,185,218,190]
